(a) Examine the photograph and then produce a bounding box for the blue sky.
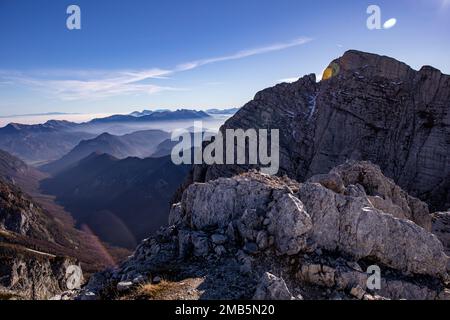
[0,0,449,117]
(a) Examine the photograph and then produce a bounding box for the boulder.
[191,232,210,257]
[350,286,366,300]
[297,264,336,288]
[330,161,432,230]
[211,234,227,245]
[253,272,294,300]
[170,173,309,256]
[298,181,448,278]
[116,281,133,292]
[266,193,312,255]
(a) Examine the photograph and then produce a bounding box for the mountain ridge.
[0,109,224,165]
[41,129,170,175]
[188,49,450,211]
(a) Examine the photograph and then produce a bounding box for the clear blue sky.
[0,0,449,116]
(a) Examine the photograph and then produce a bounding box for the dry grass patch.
[0,291,22,300]
[132,280,176,300]
[123,278,204,300]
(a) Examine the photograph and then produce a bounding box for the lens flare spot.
[383,18,397,29]
[322,63,340,81]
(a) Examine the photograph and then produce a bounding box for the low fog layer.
[75,115,230,136]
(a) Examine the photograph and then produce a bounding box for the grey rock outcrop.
[0,253,83,300]
[0,180,53,240]
[432,211,450,256]
[298,181,446,278]
[170,174,310,256]
[266,193,312,255]
[175,163,447,278]
[253,272,294,300]
[83,162,449,300]
[326,161,432,230]
[0,179,84,300]
[189,50,450,212]
[307,161,431,231]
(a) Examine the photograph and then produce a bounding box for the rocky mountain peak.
[95,132,114,140]
[190,50,450,211]
[326,50,413,81]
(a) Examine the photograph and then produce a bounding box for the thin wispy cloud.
[176,37,311,72]
[2,68,176,101]
[0,36,312,101]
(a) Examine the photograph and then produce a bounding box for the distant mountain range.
[0,108,227,251]
[130,109,169,117]
[151,129,215,158]
[0,107,234,255]
[0,109,230,165]
[89,109,210,124]
[129,108,238,117]
[0,121,94,166]
[205,108,240,115]
[41,129,169,175]
[0,120,80,134]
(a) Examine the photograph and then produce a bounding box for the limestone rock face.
[0,179,84,300]
[0,181,53,239]
[86,162,449,300]
[295,162,447,278]
[328,161,432,230]
[170,173,310,256]
[266,193,312,255]
[191,50,450,212]
[298,182,447,278]
[0,254,83,300]
[432,211,450,256]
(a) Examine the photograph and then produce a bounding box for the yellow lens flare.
[322,63,340,81]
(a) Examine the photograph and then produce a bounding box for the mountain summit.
[190,50,450,211]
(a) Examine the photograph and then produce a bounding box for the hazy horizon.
[0,112,114,127]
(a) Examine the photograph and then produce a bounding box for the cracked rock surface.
[76,162,449,300]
